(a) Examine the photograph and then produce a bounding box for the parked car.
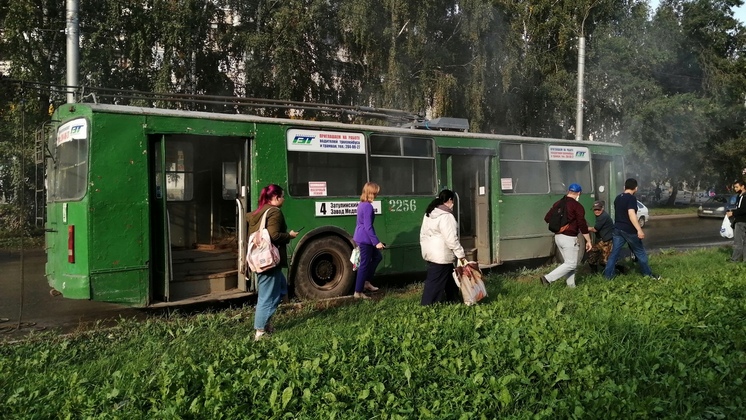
[697,194,738,218]
[637,201,650,227]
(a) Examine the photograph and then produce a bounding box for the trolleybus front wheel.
[294,236,354,300]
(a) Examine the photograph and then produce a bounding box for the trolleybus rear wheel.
[294,236,354,300]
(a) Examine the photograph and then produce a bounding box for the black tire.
[638,216,646,228]
[294,236,355,300]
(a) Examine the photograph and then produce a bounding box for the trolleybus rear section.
[45,103,624,307]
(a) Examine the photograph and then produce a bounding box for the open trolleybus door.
[439,148,495,266]
[150,135,251,304]
[151,135,171,302]
[591,155,613,210]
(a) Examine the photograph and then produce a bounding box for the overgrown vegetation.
[1,248,744,418]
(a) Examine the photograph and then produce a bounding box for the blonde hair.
[359,182,380,202]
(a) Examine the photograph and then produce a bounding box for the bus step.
[170,270,239,301]
[171,249,237,275]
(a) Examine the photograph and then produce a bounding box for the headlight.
[717,207,725,211]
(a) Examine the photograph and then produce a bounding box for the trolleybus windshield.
[50,118,89,201]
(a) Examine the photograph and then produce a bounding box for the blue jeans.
[254,266,287,330]
[355,243,382,293]
[604,229,653,279]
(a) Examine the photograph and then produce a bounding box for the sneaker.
[353,292,371,299]
[648,274,662,281]
[254,330,268,341]
[539,276,550,286]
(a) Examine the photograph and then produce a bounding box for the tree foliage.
[1,0,746,230]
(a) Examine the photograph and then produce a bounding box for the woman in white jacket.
[419,189,467,305]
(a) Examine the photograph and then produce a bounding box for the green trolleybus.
[45,103,624,307]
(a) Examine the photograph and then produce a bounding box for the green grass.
[1,248,745,418]
[648,206,698,216]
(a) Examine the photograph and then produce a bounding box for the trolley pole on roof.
[65,0,79,103]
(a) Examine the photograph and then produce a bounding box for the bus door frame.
[236,139,250,292]
[150,135,172,302]
[437,147,495,265]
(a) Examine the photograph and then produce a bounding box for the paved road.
[641,214,730,250]
[1,249,142,338]
[0,214,732,339]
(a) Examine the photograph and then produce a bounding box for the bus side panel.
[90,270,148,305]
[89,207,149,305]
[87,114,151,305]
[496,195,556,261]
[46,201,91,299]
[381,197,429,275]
[496,192,595,262]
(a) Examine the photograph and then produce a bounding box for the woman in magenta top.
[352,182,384,298]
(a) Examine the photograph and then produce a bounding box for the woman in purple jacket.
[352,182,385,299]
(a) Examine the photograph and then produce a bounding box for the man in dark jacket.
[587,200,614,273]
[726,180,746,262]
[541,183,592,288]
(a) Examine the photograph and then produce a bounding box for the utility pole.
[66,0,79,104]
[575,35,585,141]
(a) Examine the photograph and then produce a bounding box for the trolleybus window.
[499,143,549,194]
[547,145,591,193]
[286,129,366,197]
[51,118,89,201]
[369,134,435,196]
[155,142,194,201]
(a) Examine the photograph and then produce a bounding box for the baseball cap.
[568,183,582,193]
[592,200,604,210]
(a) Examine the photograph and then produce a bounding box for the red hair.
[253,184,284,214]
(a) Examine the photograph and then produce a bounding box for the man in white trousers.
[541,183,593,288]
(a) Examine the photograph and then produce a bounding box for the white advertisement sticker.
[287,129,365,154]
[57,118,88,146]
[548,145,590,161]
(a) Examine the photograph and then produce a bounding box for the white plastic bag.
[720,215,734,239]
[350,246,361,271]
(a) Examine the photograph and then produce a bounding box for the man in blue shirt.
[603,178,661,280]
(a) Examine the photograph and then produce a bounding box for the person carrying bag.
[419,189,469,305]
[247,184,299,341]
